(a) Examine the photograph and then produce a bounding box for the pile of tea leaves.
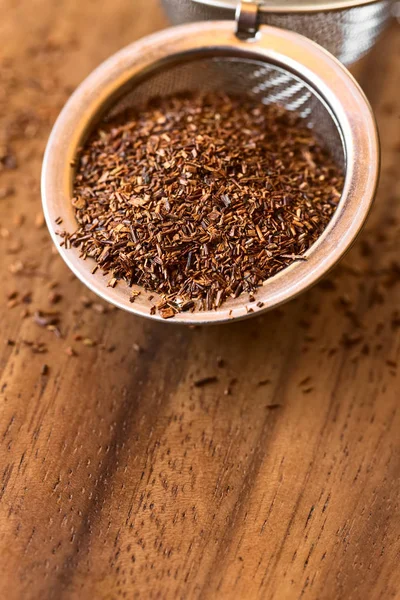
[65,92,343,317]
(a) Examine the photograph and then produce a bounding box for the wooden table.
[0,2,399,598]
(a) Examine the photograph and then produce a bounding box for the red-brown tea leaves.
[66,93,343,316]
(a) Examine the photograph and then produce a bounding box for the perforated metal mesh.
[105,56,344,169]
[160,0,392,65]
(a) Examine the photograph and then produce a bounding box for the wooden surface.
[0,2,399,598]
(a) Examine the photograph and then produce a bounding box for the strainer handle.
[235,1,260,38]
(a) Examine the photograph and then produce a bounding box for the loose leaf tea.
[65,93,343,317]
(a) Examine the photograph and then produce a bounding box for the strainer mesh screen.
[105,56,345,168]
[160,0,392,65]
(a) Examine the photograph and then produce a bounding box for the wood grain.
[0,2,399,599]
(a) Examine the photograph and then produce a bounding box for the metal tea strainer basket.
[41,11,379,324]
[161,0,393,65]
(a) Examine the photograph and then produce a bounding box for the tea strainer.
[41,11,379,324]
[161,0,393,65]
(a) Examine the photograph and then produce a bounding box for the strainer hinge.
[235,1,260,39]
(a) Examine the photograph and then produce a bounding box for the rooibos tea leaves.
[64,93,343,317]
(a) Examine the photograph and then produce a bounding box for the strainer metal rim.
[41,21,379,325]
[193,0,385,14]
